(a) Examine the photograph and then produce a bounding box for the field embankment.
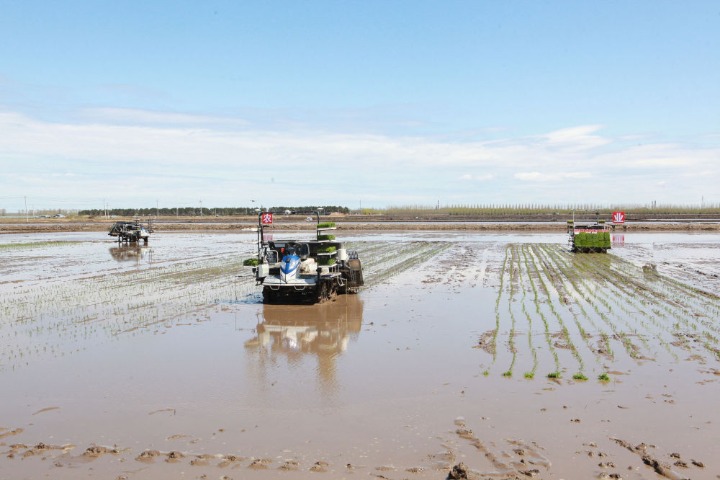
[2,213,720,234]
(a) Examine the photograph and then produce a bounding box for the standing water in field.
[1,231,719,480]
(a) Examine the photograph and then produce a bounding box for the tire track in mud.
[432,418,552,479]
[1,420,556,480]
[480,244,720,379]
[3,418,711,480]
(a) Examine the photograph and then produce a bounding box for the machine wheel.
[316,280,337,303]
[262,287,278,304]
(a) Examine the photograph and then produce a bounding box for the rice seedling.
[573,251,717,361]
[519,246,539,377]
[504,246,519,378]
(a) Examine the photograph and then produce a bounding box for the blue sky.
[1,0,718,212]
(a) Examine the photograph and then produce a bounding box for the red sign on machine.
[612,211,626,224]
[261,212,273,225]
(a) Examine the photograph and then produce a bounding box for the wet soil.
[1,229,719,479]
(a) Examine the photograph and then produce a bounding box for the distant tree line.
[78,205,351,217]
[76,203,720,218]
[384,203,720,216]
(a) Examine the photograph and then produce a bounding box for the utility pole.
[24,196,28,223]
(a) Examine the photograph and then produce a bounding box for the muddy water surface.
[1,231,719,479]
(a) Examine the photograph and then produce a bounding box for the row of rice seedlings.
[543,247,645,362]
[541,245,635,381]
[532,246,594,372]
[603,259,720,361]
[481,245,510,375]
[573,269,649,360]
[524,245,588,378]
[521,245,562,378]
[526,256,562,378]
[518,246,539,378]
[594,254,709,360]
[503,246,519,377]
[512,245,560,379]
[579,256,681,361]
[360,241,451,286]
[531,245,605,371]
[541,245,660,361]
[630,264,720,337]
[351,241,409,268]
[0,253,258,370]
[468,244,490,286]
[574,252,709,360]
[535,245,615,360]
[0,240,79,251]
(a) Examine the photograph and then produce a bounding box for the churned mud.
[1,230,719,479]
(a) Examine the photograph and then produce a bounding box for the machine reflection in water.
[244,296,364,388]
[108,245,153,264]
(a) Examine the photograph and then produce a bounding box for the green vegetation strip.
[0,241,79,250]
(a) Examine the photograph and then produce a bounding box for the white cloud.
[81,107,247,127]
[514,172,592,182]
[460,173,494,181]
[0,109,718,210]
[541,125,610,150]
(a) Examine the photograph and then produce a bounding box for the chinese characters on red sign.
[261,212,273,225]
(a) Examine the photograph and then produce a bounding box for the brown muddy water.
[1,230,720,480]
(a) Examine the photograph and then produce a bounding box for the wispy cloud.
[80,107,248,127]
[460,173,494,181]
[514,172,592,182]
[541,125,610,150]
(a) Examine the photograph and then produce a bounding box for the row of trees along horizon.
[68,203,720,217]
[78,206,352,217]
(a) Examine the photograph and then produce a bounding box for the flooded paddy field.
[1,230,719,480]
